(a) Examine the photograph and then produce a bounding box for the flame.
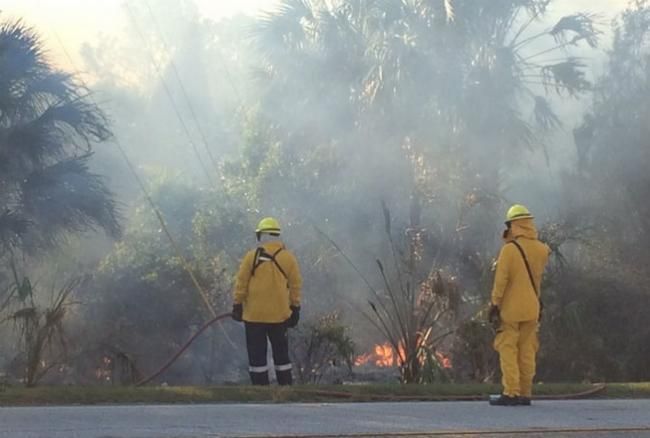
[354,343,453,369]
[435,351,452,369]
[354,342,405,367]
[374,343,397,367]
[354,352,372,367]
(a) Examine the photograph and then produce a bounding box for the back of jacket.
[491,219,550,322]
[233,240,302,323]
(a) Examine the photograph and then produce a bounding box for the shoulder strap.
[509,240,539,297]
[270,248,288,280]
[251,247,288,280]
[251,247,264,277]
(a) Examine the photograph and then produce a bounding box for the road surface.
[1,399,649,437]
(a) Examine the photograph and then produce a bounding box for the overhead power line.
[143,0,221,173]
[124,2,215,184]
[52,31,235,348]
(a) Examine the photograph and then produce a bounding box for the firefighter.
[231,217,302,385]
[489,204,550,406]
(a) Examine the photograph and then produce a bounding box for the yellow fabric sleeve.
[287,253,303,307]
[233,250,254,304]
[491,244,513,306]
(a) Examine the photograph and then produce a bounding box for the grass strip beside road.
[0,382,648,406]
[601,382,650,398]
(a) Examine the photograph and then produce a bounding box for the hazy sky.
[0,0,280,63]
[0,0,629,66]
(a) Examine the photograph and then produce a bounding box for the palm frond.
[253,0,314,60]
[20,155,122,249]
[550,13,602,48]
[524,0,552,17]
[540,57,591,96]
[0,19,119,252]
[509,1,551,47]
[5,95,111,169]
[0,19,46,82]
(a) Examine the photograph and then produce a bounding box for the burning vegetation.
[354,342,452,370]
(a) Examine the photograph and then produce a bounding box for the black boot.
[276,369,293,386]
[489,394,519,406]
[518,397,532,406]
[249,371,270,385]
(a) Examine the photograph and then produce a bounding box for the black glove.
[488,304,500,329]
[287,305,300,328]
[231,303,243,322]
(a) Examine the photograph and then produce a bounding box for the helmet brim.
[255,228,281,234]
[504,214,534,224]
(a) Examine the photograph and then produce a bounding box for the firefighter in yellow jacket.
[489,205,550,406]
[231,217,302,385]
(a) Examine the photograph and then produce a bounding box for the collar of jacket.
[511,218,538,240]
[259,240,285,251]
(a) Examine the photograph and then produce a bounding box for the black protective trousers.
[244,322,293,385]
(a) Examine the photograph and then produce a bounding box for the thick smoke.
[1,0,648,385]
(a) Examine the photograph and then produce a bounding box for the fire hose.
[135,313,606,402]
[287,383,606,401]
[136,312,233,386]
[259,426,650,438]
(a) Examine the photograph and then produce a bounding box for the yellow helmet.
[256,217,281,234]
[505,204,534,223]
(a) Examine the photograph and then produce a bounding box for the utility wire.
[52,31,235,348]
[143,0,251,184]
[124,2,214,184]
[214,42,244,106]
[143,0,247,162]
[143,0,220,173]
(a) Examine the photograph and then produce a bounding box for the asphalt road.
[1,399,649,438]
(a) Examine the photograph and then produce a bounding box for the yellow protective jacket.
[233,240,302,323]
[491,219,550,322]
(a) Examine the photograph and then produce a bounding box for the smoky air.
[0,0,648,389]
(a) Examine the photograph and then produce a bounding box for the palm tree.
[254,0,598,150]
[251,0,600,223]
[0,19,120,254]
